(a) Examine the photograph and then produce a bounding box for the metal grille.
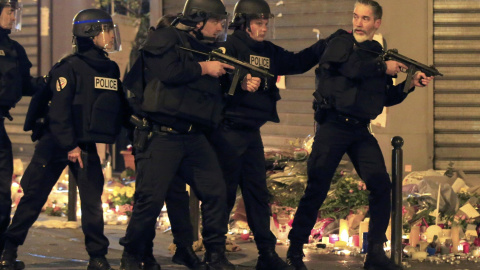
[434,0,480,173]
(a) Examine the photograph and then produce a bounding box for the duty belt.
[328,111,370,127]
[151,124,195,134]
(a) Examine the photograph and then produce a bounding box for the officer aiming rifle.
[179,46,275,95]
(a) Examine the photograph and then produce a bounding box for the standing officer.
[286,1,435,270]
[0,1,45,269]
[0,9,126,270]
[118,0,249,269]
[195,0,329,269]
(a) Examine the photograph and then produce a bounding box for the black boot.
[87,256,113,270]
[364,243,402,270]
[172,246,207,270]
[256,248,294,270]
[0,248,23,270]
[119,251,142,270]
[286,242,307,270]
[143,253,161,270]
[203,245,235,270]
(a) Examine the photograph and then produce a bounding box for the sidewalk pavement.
[11,214,478,269]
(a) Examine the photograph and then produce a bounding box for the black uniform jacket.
[0,28,44,111]
[316,29,413,120]
[219,30,327,129]
[48,47,126,151]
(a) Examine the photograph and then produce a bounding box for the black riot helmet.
[0,0,23,32]
[229,0,274,30]
[72,9,121,52]
[174,0,229,42]
[73,9,114,37]
[0,0,19,10]
[180,0,228,26]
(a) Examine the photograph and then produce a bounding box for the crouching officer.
[119,0,240,269]
[0,1,46,269]
[0,9,127,270]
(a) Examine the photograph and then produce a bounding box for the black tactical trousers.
[141,175,194,255]
[120,132,228,255]
[0,119,13,253]
[209,125,277,251]
[165,176,194,248]
[4,133,109,256]
[288,115,391,245]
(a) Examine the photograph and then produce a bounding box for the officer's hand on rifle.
[199,61,235,78]
[68,146,84,169]
[241,74,261,92]
[385,60,408,76]
[411,71,434,88]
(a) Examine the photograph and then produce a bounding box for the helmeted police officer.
[195,0,328,269]
[286,1,435,270]
[0,1,45,269]
[0,8,127,270]
[118,0,240,269]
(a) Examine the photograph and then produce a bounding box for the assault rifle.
[179,47,275,95]
[383,49,443,93]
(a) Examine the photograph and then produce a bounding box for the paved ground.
[10,214,480,269]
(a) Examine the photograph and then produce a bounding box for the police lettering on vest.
[94,77,118,91]
[249,55,270,69]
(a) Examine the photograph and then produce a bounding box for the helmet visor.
[202,15,229,42]
[215,16,228,42]
[95,23,122,53]
[0,2,22,32]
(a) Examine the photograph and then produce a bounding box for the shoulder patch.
[56,77,67,91]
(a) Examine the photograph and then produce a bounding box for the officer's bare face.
[0,7,15,30]
[352,3,381,43]
[247,19,269,42]
[200,18,225,39]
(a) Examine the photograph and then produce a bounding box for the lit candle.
[359,219,369,248]
[329,234,339,244]
[339,219,349,242]
[241,229,250,240]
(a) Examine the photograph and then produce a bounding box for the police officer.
[286,1,434,270]
[0,9,126,270]
[0,1,45,269]
[189,0,328,269]
[119,0,244,269]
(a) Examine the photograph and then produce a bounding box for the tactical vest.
[68,56,123,144]
[315,31,387,119]
[126,29,224,129]
[0,42,23,107]
[221,33,279,127]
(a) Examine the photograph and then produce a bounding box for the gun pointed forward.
[179,47,275,95]
[383,49,443,93]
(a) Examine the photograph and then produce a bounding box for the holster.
[133,127,149,152]
[31,117,47,142]
[130,115,151,152]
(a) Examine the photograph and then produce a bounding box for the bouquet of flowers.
[319,171,370,220]
[109,184,135,216]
